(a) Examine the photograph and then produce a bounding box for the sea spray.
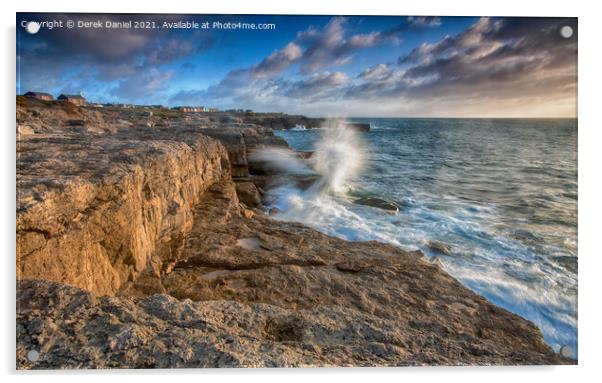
[249,119,366,196]
[273,117,578,357]
[249,147,314,175]
[308,120,365,194]
[250,120,372,238]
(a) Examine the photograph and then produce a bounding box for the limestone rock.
[17,124,35,136]
[17,112,232,296]
[235,181,262,207]
[15,99,573,368]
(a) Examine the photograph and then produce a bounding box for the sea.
[265,118,578,358]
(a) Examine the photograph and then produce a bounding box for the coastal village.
[22,90,242,114]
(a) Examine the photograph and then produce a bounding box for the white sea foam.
[256,120,388,241]
[290,124,307,131]
[249,147,314,175]
[308,122,365,194]
[267,118,578,358]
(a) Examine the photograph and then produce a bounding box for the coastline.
[16,97,573,368]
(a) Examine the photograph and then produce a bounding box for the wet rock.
[430,256,445,268]
[67,119,85,126]
[290,174,321,190]
[296,151,314,159]
[426,241,452,255]
[354,197,400,213]
[268,207,281,216]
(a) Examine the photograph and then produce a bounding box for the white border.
[2,1,600,382]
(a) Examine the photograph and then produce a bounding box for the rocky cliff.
[17,116,231,295]
[16,98,571,368]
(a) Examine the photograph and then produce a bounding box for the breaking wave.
[262,117,578,358]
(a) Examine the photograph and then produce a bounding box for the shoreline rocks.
[15,99,573,368]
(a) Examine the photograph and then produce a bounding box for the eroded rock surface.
[17,123,231,296]
[16,99,571,368]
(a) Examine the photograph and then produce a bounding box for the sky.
[16,13,577,117]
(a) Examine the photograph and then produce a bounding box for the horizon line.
[16,95,577,119]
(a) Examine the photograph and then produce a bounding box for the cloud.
[358,64,395,81]
[170,17,383,107]
[250,42,303,78]
[296,17,384,73]
[111,68,175,101]
[17,13,212,102]
[397,17,576,88]
[342,17,577,116]
[406,16,442,28]
[380,15,443,42]
[172,17,576,117]
[19,14,577,116]
[287,71,349,98]
[146,33,211,65]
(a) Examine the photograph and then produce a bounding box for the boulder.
[354,197,400,213]
[426,241,452,255]
[235,181,262,207]
[296,151,314,159]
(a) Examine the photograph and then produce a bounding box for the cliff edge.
[16,98,571,368]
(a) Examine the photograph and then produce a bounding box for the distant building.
[57,94,86,106]
[24,91,53,101]
[172,106,207,113]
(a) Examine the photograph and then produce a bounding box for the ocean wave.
[269,118,578,358]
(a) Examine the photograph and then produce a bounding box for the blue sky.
[17,13,577,117]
